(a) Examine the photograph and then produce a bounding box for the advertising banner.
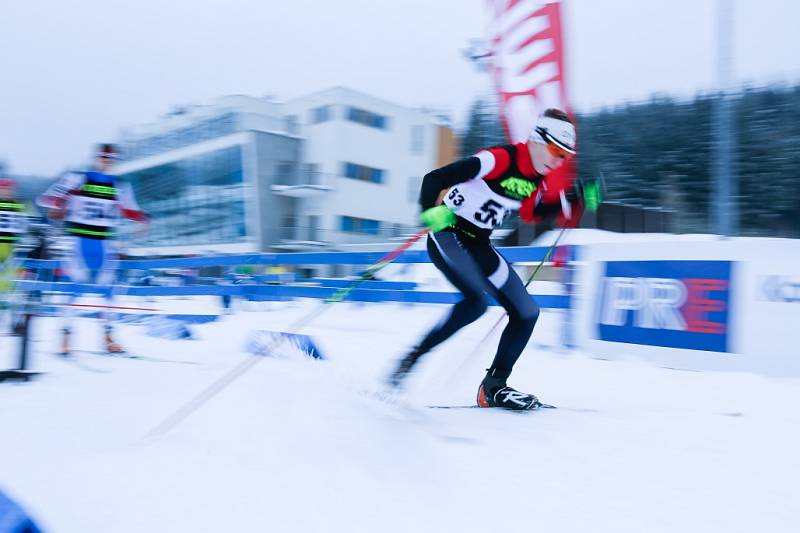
[596,260,731,353]
[487,0,570,142]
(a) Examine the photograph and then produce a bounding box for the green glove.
[582,181,602,212]
[420,205,456,232]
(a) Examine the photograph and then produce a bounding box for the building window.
[281,214,297,240]
[119,145,248,248]
[408,176,422,203]
[340,215,353,232]
[303,163,320,185]
[340,215,382,235]
[123,112,238,161]
[346,106,389,130]
[410,125,424,154]
[342,162,385,184]
[276,162,296,186]
[307,215,319,240]
[285,114,298,134]
[311,105,332,124]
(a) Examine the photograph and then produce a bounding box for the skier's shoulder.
[476,143,516,158]
[41,170,83,200]
[472,143,517,178]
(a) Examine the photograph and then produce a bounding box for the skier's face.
[96,156,115,172]
[529,140,570,175]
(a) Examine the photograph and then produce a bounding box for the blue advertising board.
[596,261,732,352]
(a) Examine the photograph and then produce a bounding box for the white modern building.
[114,87,456,256]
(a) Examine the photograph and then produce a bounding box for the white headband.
[530,115,576,154]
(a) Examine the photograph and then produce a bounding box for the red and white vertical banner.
[487,0,571,143]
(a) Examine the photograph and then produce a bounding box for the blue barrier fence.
[17,245,569,309]
[21,246,553,270]
[16,280,570,309]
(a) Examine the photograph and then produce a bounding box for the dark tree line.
[459,98,507,157]
[459,85,800,236]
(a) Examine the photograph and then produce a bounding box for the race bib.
[0,211,25,233]
[442,179,520,230]
[67,196,118,227]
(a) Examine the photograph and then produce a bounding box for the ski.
[425,403,557,410]
[126,354,199,365]
[424,404,603,414]
[0,370,43,383]
[77,350,198,365]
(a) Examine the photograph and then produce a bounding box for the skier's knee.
[512,302,540,329]
[462,297,489,322]
[526,303,540,325]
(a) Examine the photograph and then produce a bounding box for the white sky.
[1,0,798,176]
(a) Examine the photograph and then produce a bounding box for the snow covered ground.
[1,299,798,532]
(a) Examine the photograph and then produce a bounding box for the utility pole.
[712,0,737,236]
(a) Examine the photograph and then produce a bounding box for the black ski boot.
[477,370,542,410]
[387,347,426,389]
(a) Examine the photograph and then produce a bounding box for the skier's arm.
[418,148,511,209]
[519,187,584,228]
[520,178,600,227]
[37,172,83,218]
[519,163,578,226]
[419,157,480,209]
[116,182,148,222]
[558,180,601,227]
[37,173,82,209]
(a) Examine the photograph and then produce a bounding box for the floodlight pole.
[712,0,737,236]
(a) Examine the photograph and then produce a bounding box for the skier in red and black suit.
[389,108,598,410]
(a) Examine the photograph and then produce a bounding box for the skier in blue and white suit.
[38,144,148,355]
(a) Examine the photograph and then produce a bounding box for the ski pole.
[445,225,569,384]
[523,226,568,289]
[144,228,428,438]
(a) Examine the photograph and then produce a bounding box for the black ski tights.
[413,229,540,379]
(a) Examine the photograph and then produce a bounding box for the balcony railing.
[271,171,335,197]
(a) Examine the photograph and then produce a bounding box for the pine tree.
[460,84,800,237]
[459,98,506,157]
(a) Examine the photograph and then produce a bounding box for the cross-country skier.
[389,108,600,410]
[0,178,27,332]
[38,144,148,355]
